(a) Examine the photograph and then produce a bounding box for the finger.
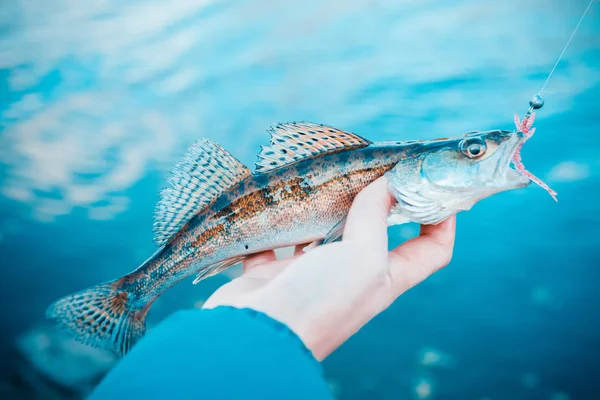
[243,250,277,273]
[243,257,296,279]
[387,215,456,294]
[294,243,312,256]
[243,246,309,278]
[342,177,395,253]
[418,215,456,246]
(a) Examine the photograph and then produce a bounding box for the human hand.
[203,177,456,360]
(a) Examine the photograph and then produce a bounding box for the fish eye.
[459,138,486,159]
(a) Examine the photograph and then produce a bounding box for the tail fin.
[46,281,149,357]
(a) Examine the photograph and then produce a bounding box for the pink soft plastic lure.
[512,112,558,201]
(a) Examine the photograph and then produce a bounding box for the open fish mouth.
[500,134,531,187]
[510,113,558,201]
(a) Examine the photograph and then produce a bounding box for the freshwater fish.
[47,118,547,356]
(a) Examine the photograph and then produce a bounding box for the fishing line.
[525,0,595,117]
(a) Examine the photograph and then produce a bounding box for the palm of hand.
[203,246,307,309]
[203,178,456,360]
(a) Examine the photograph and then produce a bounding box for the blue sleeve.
[89,307,334,400]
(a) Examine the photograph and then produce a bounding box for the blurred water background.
[0,0,599,398]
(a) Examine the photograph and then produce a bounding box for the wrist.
[246,278,390,360]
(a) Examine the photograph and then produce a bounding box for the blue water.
[1,0,599,398]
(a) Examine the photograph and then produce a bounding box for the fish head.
[385,130,530,225]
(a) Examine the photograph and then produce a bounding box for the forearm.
[89,307,334,400]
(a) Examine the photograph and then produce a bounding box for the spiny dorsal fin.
[255,122,371,173]
[153,140,251,246]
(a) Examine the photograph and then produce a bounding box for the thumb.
[342,177,395,255]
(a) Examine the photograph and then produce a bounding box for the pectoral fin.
[193,256,248,284]
[303,217,347,252]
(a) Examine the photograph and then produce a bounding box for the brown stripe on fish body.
[121,142,409,302]
[189,175,316,255]
[214,176,311,226]
[309,164,394,216]
[190,145,406,260]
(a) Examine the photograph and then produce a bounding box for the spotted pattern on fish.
[118,144,407,306]
[47,124,534,357]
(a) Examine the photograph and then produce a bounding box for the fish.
[47,120,539,357]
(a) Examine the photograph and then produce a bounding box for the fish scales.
[47,120,536,357]
[121,144,407,305]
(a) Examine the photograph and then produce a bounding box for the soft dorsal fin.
[255,122,371,173]
[153,140,251,246]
